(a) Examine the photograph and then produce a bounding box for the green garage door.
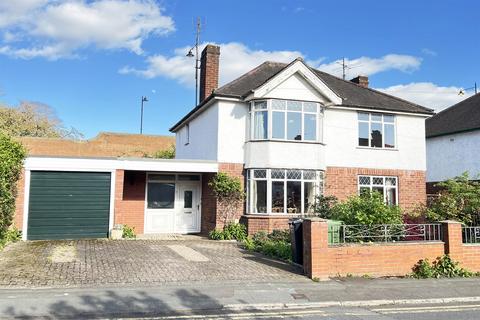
[27,171,111,240]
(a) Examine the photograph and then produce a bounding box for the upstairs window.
[251,99,323,142]
[358,112,395,148]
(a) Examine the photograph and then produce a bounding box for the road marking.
[373,303,480,314]
[167,245,209,262]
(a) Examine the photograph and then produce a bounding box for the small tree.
[425,172,480,225]
[312,195,338,219]
[151,144,175,159]
[208,173,245,227]
[0,134,26,240]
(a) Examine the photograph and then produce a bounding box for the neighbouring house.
[426,93,480,194]
[171,44,433,235]
[13,44,433,240]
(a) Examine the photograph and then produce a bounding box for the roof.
[426,93,480,138]
[17,132,175,158]
[170,60,434,132]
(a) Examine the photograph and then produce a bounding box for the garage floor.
[0,239,306,288]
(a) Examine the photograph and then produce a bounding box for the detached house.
[171,45,433,234]
[13,44,433,240]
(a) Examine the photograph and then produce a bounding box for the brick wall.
[241,215,291,236]
[17,132,174,158]
[325,167,426,211]
[303,219,480,280]
[114,170,146,234]
[13,169,25,230]
[199,45,220,102]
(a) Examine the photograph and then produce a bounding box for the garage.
[27,171,112,240]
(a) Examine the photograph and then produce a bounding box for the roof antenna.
[186,17,202,106]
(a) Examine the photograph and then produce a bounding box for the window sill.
[248,139,326,146]
[356,146,398,151]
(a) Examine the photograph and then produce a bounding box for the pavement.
[0,239,305,288]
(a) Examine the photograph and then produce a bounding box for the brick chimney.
[350,75,369,88]
[199,44,220,103]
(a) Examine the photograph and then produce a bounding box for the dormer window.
[250,99,323,142]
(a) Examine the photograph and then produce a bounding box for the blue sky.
[0,0,478,138]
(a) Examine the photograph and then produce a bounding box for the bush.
[209,173,245,226]
[0,134,26,243]
[330,190,403,225]
[425,172,480,225]
[246,229,292,262]
[122,225,136,239]
[208,223,247,241]
[412,255,475,278]
[150,144,175,159]
[0,227,21,250]
[312,195,338,219]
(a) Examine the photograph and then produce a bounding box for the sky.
[0,0,478,138]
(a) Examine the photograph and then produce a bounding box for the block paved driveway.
[0,239,305,288]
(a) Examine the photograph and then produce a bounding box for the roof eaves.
[426,126,480,139]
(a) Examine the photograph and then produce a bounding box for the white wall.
[325,108,427,171]
[262,73,329,103]
[427,130,480,182]
[175,103,219,161]
[245,141,326,169]
[217,100,248,163]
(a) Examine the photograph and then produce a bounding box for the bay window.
[250,99,323,142]
[248,169,323,215]
[358,112,396,148]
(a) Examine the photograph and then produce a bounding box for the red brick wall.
[242,215,291,236]
[114,170,146,234]
[325,167,426,211]
[303,219,480,279]
[13,169,25,230]
[199,45,220,102]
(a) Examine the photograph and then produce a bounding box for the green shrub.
[425,172,480,225]
[246,229,292,262]
[330,190,403,225]
[0,227,21,250]
[122,225,136,239]
[0,134,26,243]
[313,195,338,219]
[412,255,475,278]
[151,144,175,159]
[209,173,245,226]
[209,223,247,241]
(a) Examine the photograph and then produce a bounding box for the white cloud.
[120,42,423,88]
[0,0,174,59]
[315,54,422,79]
[376,82,474,112]
[120,42,304,86]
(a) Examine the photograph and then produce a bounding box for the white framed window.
[358,175,398,205]
[248,169,324,215]
[358,112,395,148]
[250,99,323,142]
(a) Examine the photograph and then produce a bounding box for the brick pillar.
[303,218,329,279]
[114,169,125,225]
[442,220,463,261]
[199,44,220,103]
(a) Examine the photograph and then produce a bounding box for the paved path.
[0,240,305,288]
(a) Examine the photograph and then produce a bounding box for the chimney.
[199,44,220,103]
[350,75,369,88]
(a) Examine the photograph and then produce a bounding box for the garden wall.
[303,218,480,279]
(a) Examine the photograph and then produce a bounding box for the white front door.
[144,173,201,234]
[175,183,201,233]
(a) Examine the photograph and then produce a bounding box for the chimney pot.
[350,75,369,88]
[199,44,220,103]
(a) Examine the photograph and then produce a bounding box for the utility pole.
[186,18,202,106]
[140,96,148,134]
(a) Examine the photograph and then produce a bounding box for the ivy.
[0,133,26,242]
[208,173,245,227]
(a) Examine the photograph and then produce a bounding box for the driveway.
[0,239,305,288]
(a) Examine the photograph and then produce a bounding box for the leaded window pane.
[271,169,285,179]
[287,170,302,180]
[385,177,397,186]
[359,176,371,185]
[254,101,267,110]
[373,177,384,185]
[272,99,286,110]
[287,100,302,111]
[303,170,316,180]
[253,169,267,179]
[303,102,317,113]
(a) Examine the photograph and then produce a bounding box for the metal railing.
[462,226,480,244]
[328,224,443,244]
